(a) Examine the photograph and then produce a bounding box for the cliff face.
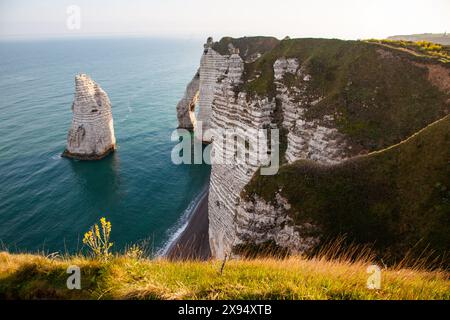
[177,37,228,139]
[176,70,199,130]
[177,37,278,140]
[177,37,450,259]
[63,74,116,160]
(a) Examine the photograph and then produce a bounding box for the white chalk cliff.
[176,38,342,258]
[176,37,450,259]
[176,38,346,258]
[63,74,116,160]
[177,37,228,142]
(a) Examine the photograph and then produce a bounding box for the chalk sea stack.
[63,74,116,160]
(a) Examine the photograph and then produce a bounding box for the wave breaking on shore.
[157,186,209,257]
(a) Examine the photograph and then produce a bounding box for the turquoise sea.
[0,37,210,254]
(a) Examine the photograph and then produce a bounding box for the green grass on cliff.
[212,36,279,60]
[1,252,448,300]
[366,38,450,63]
[244,114,450,265]
[387,33,450,46]
[240,38,449,152]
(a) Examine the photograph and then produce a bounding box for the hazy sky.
[1,0,449,40]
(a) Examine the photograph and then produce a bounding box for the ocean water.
[0,37,210,254]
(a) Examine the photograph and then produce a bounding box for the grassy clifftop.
[388,33,450,46]
[212,36,280,60]
[1,252,448,300]
[239,37,449,152]
[244,115,450,263]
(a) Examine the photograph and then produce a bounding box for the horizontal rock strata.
[178,37,450,259]
[63,74,116,160]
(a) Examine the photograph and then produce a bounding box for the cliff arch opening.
[176,70,200,131]
[188,92,199,129]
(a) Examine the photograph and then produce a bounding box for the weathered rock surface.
[197,39,228,139]
[208,69,274,258]
[176,70,200,130]
[63,74,116,160]
[178,37,450,259]
[273,57,350,164]
[236,194,321,253]
[176,37,227,141]
[206,54,350,258]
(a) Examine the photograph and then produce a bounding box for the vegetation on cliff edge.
[212,36,279,60]
[244,115,450,265]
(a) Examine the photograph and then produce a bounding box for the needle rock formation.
[63,74,116,160]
